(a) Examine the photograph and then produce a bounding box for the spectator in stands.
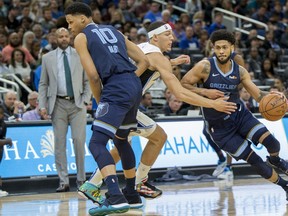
[2,32,35,65]
[234,0,249,16]
[193,19,203,39]
[16,5,33,24]
[22,31,36,54]
[143,2,162,23]
[1,90,25,121]
[39,7,57,34]
[234,31,246,49]
[198,29,209,52]
[43,32,57,51]
[6,6,20,33]
[179,25,199,49]
[266,48,279,68]
[0,0,8,18]
[163,94,183,116]
[0,106,12,197]
[207,12,226,35]
[8,48,31,85]
[239,85,258,113]
[32,23,48,48]
[179,13,191,30]
[161,9,174,29]
[22,99,46,120]
[118,0,139,23]
[132,0,149,21]
[260,58,276,81]
[246,47,262,75]
[92,8,104,24]
[137,18,151,37]
[139,92,152,113]
[251,3,270,32]
[173,20,185,47]
[185,0,202,16]
[0,32,8,51]
[262,30,281,50]
[109,9,125,27]
[25,91,38,111]
[136,33,148,44]
[274,76,287,93]
[50,0,65,20]
[172,65,182,80]
[127,26,138,44]
[164,87,171,105]
[280,26,288,48]
[0,51,9,74]
[19,17,33,32]
[33,47,49,91]
[166,1,179,22]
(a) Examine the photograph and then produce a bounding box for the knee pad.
[113,136,135,170]
[89,131,114,170]
[261,134,280,154]
[246,151,272,179]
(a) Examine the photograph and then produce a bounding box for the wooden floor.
[1,177,288,216]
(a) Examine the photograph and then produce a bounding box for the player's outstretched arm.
[149,55,237,114]
[125,37,149,77]
[74,33,102,103]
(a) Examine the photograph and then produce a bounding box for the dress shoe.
[56,184,70,192]
[76,180,85,189]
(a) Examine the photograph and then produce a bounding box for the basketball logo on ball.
[259,93,287,121]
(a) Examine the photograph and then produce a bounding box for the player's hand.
[171,55,190,65]
[5,138,12,148]
[212,97,237,114]
[270,91,287,102]
[202,89,224,99]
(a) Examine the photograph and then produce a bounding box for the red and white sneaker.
[136,178,162,199]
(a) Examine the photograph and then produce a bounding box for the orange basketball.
[259,94,287,121]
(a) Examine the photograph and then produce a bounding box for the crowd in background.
[0,0,287,120]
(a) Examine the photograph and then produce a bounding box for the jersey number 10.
[92,28,119,53]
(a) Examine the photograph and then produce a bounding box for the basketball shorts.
[92,73,142,138]
[128,110,157,141]
[206,106,267,160]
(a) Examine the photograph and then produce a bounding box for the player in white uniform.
[78,21,237,206]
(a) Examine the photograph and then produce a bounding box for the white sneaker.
[217,167,234,181]
[212,159,227,177]
[0,190,8,197]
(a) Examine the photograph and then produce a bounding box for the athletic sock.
[104,175,121,195]
[124,177,136,194]
[88,169,103,187]
[136,162,151,184]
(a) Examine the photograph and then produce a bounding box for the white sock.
[88,169,103,187]
[136,162,151,184]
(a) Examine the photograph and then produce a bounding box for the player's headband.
[148,24,172,39]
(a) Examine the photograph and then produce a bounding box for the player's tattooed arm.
[201,61,211,76]
[257,91,269,102]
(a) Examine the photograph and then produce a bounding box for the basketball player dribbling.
[181,29,288,200]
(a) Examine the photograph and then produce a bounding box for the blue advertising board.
[1,116,288,179]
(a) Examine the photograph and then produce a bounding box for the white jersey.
[137,42,162,95]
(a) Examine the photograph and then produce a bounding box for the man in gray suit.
[38,27,91,192]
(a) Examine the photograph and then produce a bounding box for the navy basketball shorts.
[92,72,142,138]
[207,108,267,160]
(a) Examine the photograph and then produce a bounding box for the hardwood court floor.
[1,177,288,216]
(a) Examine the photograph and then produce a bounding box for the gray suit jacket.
[38,47,91,115]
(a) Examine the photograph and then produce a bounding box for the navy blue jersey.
[202,56,241,121]
[82,23,137,83]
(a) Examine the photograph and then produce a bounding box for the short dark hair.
[64,2,92,17]
[210,30,236,45]
[147,21,166,32]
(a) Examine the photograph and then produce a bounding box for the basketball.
[259,94,287,121]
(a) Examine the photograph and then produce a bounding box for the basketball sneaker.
[136,177,162,199]
[217,167,234,181]
[266,156,288,175]
[122,188,143,209]
[78,181,105,205]
[212,159,227,177]
[88,193,129,216]
[0,190,8,197]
